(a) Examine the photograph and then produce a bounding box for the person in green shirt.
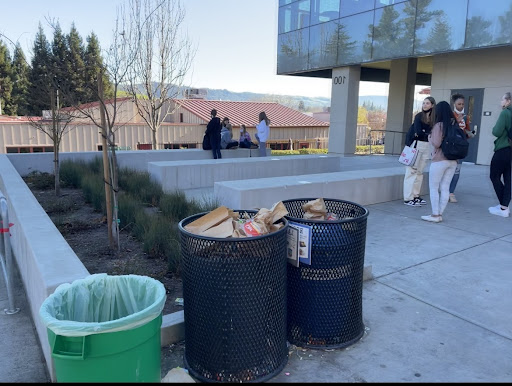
[488,92,512,218]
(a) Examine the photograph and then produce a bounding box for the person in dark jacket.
[206,109,222,159]
[488,91,512,217]
[403,96,436,207]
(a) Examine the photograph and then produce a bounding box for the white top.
[256,120,270,142]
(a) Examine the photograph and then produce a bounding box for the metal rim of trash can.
[178,210,289,383]
[282,198,369,350]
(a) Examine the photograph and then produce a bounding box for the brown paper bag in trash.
[201,217,234,238]
[184,206,230,234]
[303,198,327,220]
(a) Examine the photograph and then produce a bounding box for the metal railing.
[0,192,19,315]
[366,129,406,156]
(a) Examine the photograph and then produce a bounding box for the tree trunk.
[98,73,114,249]
[152,129,157,150]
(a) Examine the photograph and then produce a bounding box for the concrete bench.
[214,166,429,209]
[149,154,342,192]
[7,148,267,176]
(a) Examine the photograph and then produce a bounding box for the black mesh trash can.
[178,211,288,383]
[282,198,369,349]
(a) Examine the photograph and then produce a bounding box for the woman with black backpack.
[421,101,458,223]
[488,92,512,218]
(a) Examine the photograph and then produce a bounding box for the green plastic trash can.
[39,273,166,383]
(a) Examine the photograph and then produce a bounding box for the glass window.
[337,12,374,65]
[309,20,339,69]
[277,29,310,73]
[414,0,467,55]
[375,0,408,8]
[371,2,415,60]
[466,0,512,48]
[310,0,340,25]
[279,0,294,6]
[278,0,311,34]
[340,0,375,17]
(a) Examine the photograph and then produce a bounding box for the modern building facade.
[277,0,512,165]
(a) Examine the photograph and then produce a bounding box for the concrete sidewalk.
[1,156,511,383]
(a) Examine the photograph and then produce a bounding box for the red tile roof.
[174,99,329,127]
[0,115,41,122]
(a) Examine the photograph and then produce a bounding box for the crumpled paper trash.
[161,367,196,383]
[184,202,288,238]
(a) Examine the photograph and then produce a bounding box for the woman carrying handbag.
[403,96,436,207]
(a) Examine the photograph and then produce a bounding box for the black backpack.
[441,119,469,160]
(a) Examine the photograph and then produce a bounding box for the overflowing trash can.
[39,273,166,383]
[178,210,288,383]
[282,198,369,349]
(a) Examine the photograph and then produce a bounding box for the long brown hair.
[421,96,436,126]
[259,111,270,126]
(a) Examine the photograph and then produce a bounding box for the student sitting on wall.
[238,124,258,149]
[220,118,239,149]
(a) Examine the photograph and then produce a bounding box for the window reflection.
[414,0,466,55]
[466,0,512,47]
[279,0,311,33]
[310,0,340,25]
[375,0,408,8]
[278,29,310,73]
[372,2,414,60]
[339,0,374,17]
[337,12,374,65]
[309,21,338,68]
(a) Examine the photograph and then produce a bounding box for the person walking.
[488,91,512,218]
[448,93,473,203]
[403,96,436,207]
[206,109,222,159]
[255,111,270,157]
[421,101,458,223]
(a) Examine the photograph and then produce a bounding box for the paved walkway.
[1,156,511,382]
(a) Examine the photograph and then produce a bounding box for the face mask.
[454,107,464,114]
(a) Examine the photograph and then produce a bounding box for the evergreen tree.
[425,18,452,52]
[84,32,113,102]
[0,40,14,115]
[51,23,70,106]
[65,24,86,104]
[11,43,30,115]
[466,16,493,47]
[28,24,52,115]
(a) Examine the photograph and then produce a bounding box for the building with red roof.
[0,98,329,153]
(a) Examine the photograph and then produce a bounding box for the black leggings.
[490,146,511,207]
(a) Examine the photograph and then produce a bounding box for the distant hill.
[204,88,390,111]
[128,83,423,112]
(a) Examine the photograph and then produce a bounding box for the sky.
[0,0,390,98]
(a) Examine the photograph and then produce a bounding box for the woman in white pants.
[422,101,457,223]
[403,97,436,206]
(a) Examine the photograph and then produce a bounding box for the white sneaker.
[421,215,442,223]
[449,193,457,203]
[489,206,510,218]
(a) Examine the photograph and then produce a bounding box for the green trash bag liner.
[40,273,166,337]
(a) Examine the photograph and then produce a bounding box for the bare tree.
[28,88,76,196]
[124,0,195,149]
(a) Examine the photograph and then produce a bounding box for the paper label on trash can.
[287,221,312,265]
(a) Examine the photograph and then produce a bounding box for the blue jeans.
[449,159,462,194]
[258,142,267,157]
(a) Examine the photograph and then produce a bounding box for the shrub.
[81,173,105,213]
[160,190,202,222]
[118,168,163,207]
[25,171,54,190]
[118,192,144,232]
[60,159,94,188]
